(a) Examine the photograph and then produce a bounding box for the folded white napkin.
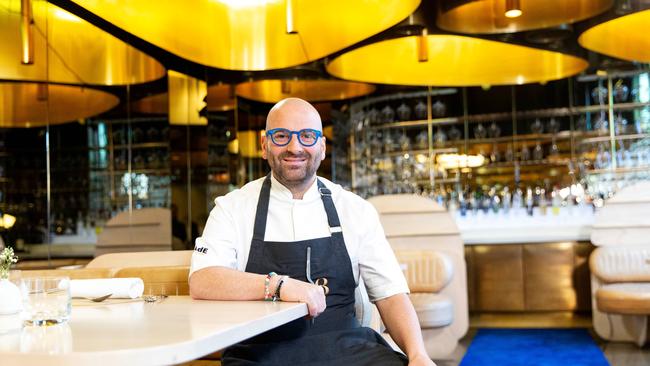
[70,278,144,299]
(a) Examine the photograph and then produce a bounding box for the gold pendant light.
[579,9,650,63]
[437,0,613,34]
[133,84,237,115]
[0,1,164,85]
[235,79,375,103]
[0,82,119,128]
[326,35,588,87]
[67,0,420,71]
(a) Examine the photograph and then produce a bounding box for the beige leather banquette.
[368,194,469,359]
[590,182,650,346]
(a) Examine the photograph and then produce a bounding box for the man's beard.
[270,150,321,189]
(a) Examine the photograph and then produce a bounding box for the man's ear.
[261,134,268,160]
[320,136,326,160]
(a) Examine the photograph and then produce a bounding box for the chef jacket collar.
[270,174,321,202]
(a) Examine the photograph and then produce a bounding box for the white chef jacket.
[190,175,409,302]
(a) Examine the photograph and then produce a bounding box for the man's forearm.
[189,266,269,300]
[376,293,428,360]
[189,266,327,317]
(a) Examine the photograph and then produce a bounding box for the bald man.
[190,98,434,366]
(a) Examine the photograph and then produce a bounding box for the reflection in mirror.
[0,0,164,266]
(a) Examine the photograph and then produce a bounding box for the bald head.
[266,98,322,131]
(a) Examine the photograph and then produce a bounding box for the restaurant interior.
[1,0,650,365]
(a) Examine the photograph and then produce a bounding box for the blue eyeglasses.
[266,128,323,147]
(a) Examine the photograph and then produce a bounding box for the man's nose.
[287,133,304,152]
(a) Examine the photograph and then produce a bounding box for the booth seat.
[590,245,650,346]
[589,182,650,347]
[368,194,469,360]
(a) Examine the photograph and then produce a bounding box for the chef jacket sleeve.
[189,196,240,277]
[357,201,410,302]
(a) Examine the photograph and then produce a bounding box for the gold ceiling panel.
[326,35,588,86]
[69,0,420,71]
[0,1,164,85]
[235,79,375,103]
[133,84,236,114]
[437,0,613,34]
[0,82,119,127]
[579,9,650,63]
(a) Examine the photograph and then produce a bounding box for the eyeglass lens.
[270,129,319,146]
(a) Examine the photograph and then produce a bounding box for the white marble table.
[0,296,308,366]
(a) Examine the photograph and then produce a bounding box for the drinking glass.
[21,277,71,326]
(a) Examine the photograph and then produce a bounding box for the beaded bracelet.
[264,272,277,301]
[272,276,288,302]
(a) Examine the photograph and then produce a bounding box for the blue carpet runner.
[460,328,610,366]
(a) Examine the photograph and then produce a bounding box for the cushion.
[590,246,650,283]
[596,283,650,315]
[395,250,453,293]
[409,293,453,328]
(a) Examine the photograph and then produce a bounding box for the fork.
[143,295,168,303]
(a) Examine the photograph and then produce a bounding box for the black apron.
[222,175,408,366]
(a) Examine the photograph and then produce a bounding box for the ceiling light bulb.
[505,0,522,18]
[417,28,428,63]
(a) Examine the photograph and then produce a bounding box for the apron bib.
[222,175,407,366]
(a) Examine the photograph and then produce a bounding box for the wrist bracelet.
[272,276,288,302]
[264,272,277,301]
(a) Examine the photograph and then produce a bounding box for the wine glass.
[434,128,447,147]
[414,100,427,120]
[614,79,629,103]
[380,105,395,124]
[448,126,462,141]
[396,103,411,121]
[432,100,446,118]
[415,131,428,150]
[488,122,501,138]
[530,118,544,134]
[591,84,608,105]
[548,118,560,134]
[474,123,487,139]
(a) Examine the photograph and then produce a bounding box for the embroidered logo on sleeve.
[194,247,208,254]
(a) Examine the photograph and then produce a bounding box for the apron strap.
[317,179,342,234]
[253,175,344,241]
[252,174,272,242]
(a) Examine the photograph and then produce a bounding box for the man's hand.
[279,278,326,317]
[408,353,436,366]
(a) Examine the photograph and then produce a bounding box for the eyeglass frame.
[265,128,323,147]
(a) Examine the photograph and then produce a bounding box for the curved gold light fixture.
[437,0,613,34]
[0,82,119,128]
[133,84,237,114]
[235,79,375,103]
[69,0,420,71]
[579,9,650,63]
[0,2,165,85]
[326,35,588,86]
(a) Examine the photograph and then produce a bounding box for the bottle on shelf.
[551,187,561,216]
[538,188,548,216]
[488,187,500,214]
[480,189,491,214]
[533,141,544,161]
[490,142,500,164]
[448,188,458,215]
[525,187,534,216]
[505,144,514,163]
[458,188,467,217]
[502,186,512,215]
[520,144,530,161]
